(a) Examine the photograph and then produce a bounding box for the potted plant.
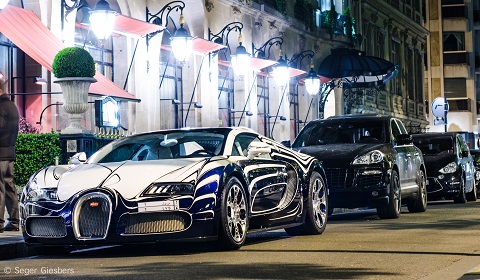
[52,47,96,134]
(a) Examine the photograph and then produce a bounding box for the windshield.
[292,119,387,148]
[88,131,227,164]
[413,137,454,155]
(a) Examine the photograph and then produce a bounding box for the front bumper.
[426,172,462,199]
[326,166,390,209]
[20,190,217,246]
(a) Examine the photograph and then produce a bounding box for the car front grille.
[325,168,354,189]
[73,192,111,240]
[356,172,383,188]
[26,217,67,237]
[120,212,189,234]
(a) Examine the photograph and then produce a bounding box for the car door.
[391,119,416,188]
[230,133,288,214]
[457,135,475,192]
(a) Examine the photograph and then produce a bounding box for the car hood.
[42,158,208,201]
[297,144,385,168]
[422,154,456,174]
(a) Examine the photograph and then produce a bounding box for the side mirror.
[247,142,272,159]
[280,140,291,148]
[396,134,413,145]
[461,150,469,158]
[70,152,87,165]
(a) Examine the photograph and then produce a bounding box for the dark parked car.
[412,132,476,203]
[286,114,427,219]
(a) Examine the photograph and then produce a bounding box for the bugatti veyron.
[20,127,327,251]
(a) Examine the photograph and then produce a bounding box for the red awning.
[219,57,277,72]
[161,37,226,55]
[289,68,306,78]
[114,14,164,37]
[0,5,139,102]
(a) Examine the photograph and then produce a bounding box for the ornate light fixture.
[88,0,117,40]
[304,62,321,95]
[0,0,9,9]
[272,50,290,86]
[147,1,193,64]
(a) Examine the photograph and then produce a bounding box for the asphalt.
[1,224,480,279]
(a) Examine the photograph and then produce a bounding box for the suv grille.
[325,168,354,189]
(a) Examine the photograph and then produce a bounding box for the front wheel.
[217,177,249,250]
[407,170,427,213]
[285,171,327,236]
[466,179,477,202]
[453,175,467,204]
[377,170,401,219]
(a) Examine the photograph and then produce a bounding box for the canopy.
[0,5,139,102]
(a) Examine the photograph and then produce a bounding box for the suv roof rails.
[327,113,382,119]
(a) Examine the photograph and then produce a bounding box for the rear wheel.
[217,177,248,250]
[407,170,427,213]
[377,170,401,219]
[285,171,327,236]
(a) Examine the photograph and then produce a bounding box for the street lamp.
[146,1,193,64]
[304,62,321,95]
[272,49,290,86]
[88,0,117,40]
[0,0,9,9]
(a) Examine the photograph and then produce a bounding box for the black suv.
[412,132,476,203]
[287,114,427,219]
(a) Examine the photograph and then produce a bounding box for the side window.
[231,134,258,156]
[390,119,408,143]
[457,135,469,154]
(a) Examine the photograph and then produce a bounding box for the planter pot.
[54,77,97,134]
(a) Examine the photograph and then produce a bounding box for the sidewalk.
[0,229,30,260]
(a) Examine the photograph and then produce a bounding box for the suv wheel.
[466,180,477,202]
[453,174,467,204]
[377,170,401,219]
[407,170,427,212]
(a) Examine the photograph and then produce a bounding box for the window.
[444,78,467,98]
[231,134,264,158]
[443,33,465,52]
[257,75,270,137]
[218,64,234,127]
[391,39,401,95]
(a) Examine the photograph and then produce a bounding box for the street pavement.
[2,217,480,279]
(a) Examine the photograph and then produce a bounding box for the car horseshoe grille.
[73,192,112,240]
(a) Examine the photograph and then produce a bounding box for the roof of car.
[411,132,461,139]
[309,114,393,123]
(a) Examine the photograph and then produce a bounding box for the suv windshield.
[413,136,454,155]
[292,119,387,148]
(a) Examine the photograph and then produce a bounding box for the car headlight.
[439,162,457,174]
[142,183,195,197]
[352,150,384,165]
[24,180,58,202]
[25,188,58,202]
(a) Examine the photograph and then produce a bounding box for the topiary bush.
[52,47,96,78]
[14,133,61,186]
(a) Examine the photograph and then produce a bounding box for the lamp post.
[88,0,117,40]
[147,1,193,64]
[0,0,9,9]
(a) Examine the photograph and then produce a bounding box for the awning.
[161,37,226,55]
[77,14,165,38]
[0,5,139,102]
[318,48,398,87]
[218,57,278,72]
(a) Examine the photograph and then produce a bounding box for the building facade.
[0,0,428,142]
[424,0,479,134]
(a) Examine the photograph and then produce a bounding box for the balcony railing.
[442,5,468,18]
[443,51,469,65]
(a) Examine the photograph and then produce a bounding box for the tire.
[217,177,249,250]
[453,175,467,204]
[407,170,427,213]
[466,179,477,202]
[285,171,327,236]
[377,170,401,219]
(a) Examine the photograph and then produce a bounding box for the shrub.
[18,116,40,134]
[52,47,96,78]
[14,133,61,186]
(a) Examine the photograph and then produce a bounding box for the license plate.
[138,200,179,212]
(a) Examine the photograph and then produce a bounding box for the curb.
[0,241,35,260]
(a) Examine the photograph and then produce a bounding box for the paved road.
[2,201,480,279]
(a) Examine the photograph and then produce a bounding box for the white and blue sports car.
[20,127,327,251]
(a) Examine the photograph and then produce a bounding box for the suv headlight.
[439,162,457,174]
[352,150,384,165]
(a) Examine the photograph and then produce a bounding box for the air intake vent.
[26,217,66,237]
